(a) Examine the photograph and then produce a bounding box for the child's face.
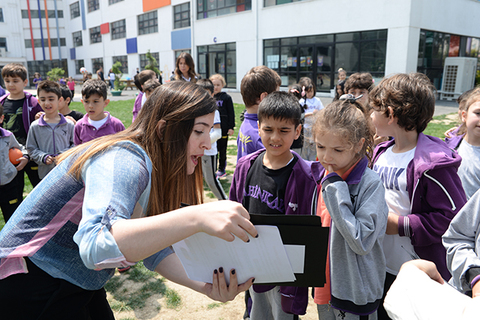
[347,88,369,107]
[370,106,392,137]
[178,58,189,75]
[4,76,28,96]
[338,71,347,81]
[82,93,109,121]
[306,88,314,99]
[462,101,480,145]
[258,116,301,163]
[336,85,343,96]
[315,131,363,177]
[212,79,223,95]
[58,96,69,112]
[38,90,61,116]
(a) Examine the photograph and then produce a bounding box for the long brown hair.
[58,81,216,216]
[174,52,197,83]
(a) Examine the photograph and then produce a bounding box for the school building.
[1,0,480,93]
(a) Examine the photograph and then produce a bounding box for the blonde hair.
[58,81,216,216]
[209,74,226,87]
[313,100,374,162]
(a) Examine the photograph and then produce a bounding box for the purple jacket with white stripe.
[372,133,467,279]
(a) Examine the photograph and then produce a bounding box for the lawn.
[0,99,458,228]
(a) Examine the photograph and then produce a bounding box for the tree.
[47,68,65,82]
[111,61,125,91]
[144,50,160,75]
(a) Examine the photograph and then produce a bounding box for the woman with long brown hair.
[172,52,198,83]
[0,81,256,319]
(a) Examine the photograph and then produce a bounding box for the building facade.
[1,0,480,92]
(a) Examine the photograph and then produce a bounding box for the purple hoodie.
[132,91,144,123]
[230,148,322,315]
[0,91,43,135]
[372,133,467,279]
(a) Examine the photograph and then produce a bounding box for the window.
[88,0,99,12]
[113,55,128,74]
[197,0,250,19]
[70,2,80,19]
[197,43,236,88]
[89,26,101,44]
[138,11,158,35]
[21,10,64,19]
[111,19,126,40]
[73,31,83,47]
[75,60,85,74]
[91,58,103,73]
[0,8,4,22]
[0,38,6,51]
[109,0,124,4]
[264,30,387,91]
[174,3,190,29]
[25,38,66,48]
[140,52,159,70]
[264,0,303,7]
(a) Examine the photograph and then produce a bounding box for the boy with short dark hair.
[74,79,125,145]
[230,91,321,319]
[26,80,75,179]
[344,72,374,107]
[370,73,467,320]
[237,66,280,162]
[132,70,157,122]
[0,63,43,190]
[0,104,29,222]
[59,85,84,122]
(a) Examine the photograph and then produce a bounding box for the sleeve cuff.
[466,267,480,288]
[398,215,411,237]
[320,172,343,192]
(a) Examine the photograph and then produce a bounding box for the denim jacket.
[0,141,173,290]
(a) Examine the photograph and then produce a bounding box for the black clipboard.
[249,214,329,287]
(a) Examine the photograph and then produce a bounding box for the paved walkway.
[25,85,459,117]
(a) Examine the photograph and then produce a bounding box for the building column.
[385,26,420,76]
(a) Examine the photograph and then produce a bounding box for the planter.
[111,90,122,96]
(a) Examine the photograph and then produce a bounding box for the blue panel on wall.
[171,29,191,50]
[126,38,138,54]
[70,48,76,60]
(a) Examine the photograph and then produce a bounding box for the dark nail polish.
[252,278,255,283]
[219,267,223,273]
[231,269,236,275]
[214,269,218,274]
[255,234,259,238]
[247,238,250,243]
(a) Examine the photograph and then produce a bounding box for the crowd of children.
[2,58,480,320]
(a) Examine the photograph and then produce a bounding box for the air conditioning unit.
[0,48,6,57]
[439,57,477,101]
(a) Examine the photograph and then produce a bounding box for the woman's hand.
[203,267,254,302]
[194,201,258,243]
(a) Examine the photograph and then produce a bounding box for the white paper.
[172,225,296,285]
[284,244,305,273]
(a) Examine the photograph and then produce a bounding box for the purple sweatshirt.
[0,92,43,135]
[230,148,322,315]
[372,133,467,279]
[132,92,144,123]
[74,112,125,145]
[236,112,264,162]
